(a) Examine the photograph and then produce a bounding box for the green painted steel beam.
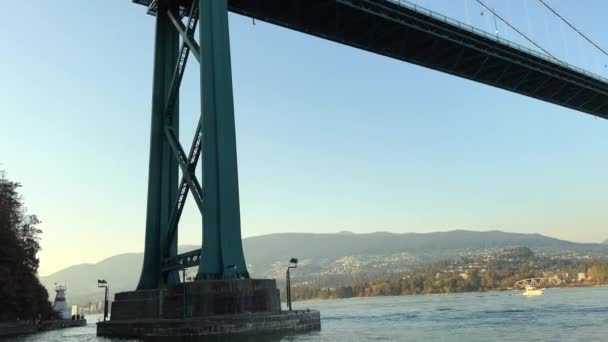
[160,1,200,259]
[167,9,201,63]
[163,2,199,120]
[163,126,205,212]
[137,0,181,289]
[164,120,203,254]
[162,248,202,272]
[197,0,249,280]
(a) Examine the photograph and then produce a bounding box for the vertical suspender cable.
[537,0,608,57]
[475,0,555,58]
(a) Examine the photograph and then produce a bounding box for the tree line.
[588,264,608,285]
[287,247,608,301]
[0,170,58,321]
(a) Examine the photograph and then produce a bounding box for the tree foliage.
[0,170,58,321]
[588,264,608,285]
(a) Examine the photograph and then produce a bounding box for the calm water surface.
[6,287,607,341]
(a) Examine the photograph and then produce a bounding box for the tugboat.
[52,284,86,327]
[52,284,71,319]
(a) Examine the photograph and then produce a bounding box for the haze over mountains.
[41,230,608,305]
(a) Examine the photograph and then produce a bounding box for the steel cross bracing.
[138,0,250,282]
[163,2,202,261]
[157,0,204,275]
[514,278,563,289]
[134,0,608,118]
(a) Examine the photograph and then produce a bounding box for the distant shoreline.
[290,283,607,303]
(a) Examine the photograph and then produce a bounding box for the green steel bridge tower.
[137,0,248,290]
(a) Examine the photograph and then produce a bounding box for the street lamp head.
[289,258,298,264]
[98,279,107,287]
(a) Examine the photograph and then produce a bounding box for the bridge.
[129,0,608,288]
[97,0,604,336]
[515,278,563,289]
[129,0,608,290]
[137,0,608,118]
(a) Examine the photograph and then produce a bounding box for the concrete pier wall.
[97,310,321,339]
[98,279,320,338]
[111,279,280,320]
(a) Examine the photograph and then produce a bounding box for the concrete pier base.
[97,310,320,339]
[96,279,320,338]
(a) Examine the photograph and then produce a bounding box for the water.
[6,287,607,341]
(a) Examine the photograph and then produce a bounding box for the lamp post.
[97,279,109,321]
[182,269,188,319]
[286,258,298,311]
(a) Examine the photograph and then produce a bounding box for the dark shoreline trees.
[0,170,58,321]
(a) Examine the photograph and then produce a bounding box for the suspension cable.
[474,0,555,58]
[537,0,608,57]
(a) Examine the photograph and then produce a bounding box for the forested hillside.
[0,171,57,321]
[42,230,608,305]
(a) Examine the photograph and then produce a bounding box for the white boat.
[522,285,544,296]
[515,278,561,296]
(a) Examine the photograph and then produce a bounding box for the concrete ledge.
[97,310,320,339]
[0,319,86,338]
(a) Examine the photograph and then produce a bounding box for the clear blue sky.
[1,1,607,276]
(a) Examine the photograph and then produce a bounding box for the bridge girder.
[135,0,608,119]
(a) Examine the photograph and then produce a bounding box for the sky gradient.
[1,0,607,276]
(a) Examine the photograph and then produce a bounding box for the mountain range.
[40,230,608,305]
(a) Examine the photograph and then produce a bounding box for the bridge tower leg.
[197,0,249,280]
[98,1,321,336]
[137,0,181,290]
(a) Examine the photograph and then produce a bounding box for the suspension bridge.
[98,0,607,338]
[138,0,608,118]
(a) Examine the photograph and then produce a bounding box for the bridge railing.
[135,0,608,84]
[387,0,608,84]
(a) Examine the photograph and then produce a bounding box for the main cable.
[537,0,608,57]
[474,0,555,58]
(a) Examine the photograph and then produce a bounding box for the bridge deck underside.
[135,0,608,119]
